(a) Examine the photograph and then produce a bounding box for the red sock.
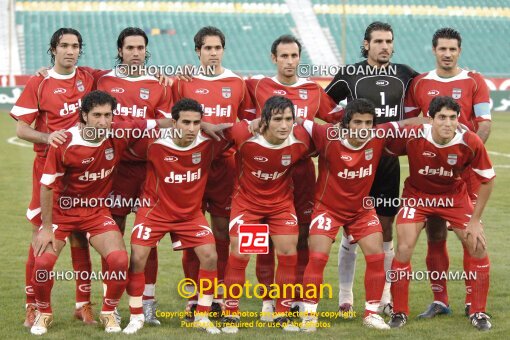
[426,240,449,305]
[102,250,128,312]
[127,272,145,315]
[294,247,309,300]
[25,245,36,305]
[390,259,411,315]
[182,249,200,301]
[302,252,329,304]
[224,255,249,314]
[462,244,472,305]
[32,253,58,313]
[71,246,92,304]
[470,256,490,314]
[216,238,230,283]
[143,247,158,301]
[256,248,274,301]
[275,254,297,313]
[196,269,217,313]
[101,256,109,289]
[364,253,385,317]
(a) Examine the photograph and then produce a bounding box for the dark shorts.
[369,155,400,217]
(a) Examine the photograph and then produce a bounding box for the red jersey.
[405,69,490,132]
[40,120,154,215]
[304,121,399,217]
[10,67,94,157]
[386,124,495,195]
[172,68,255,123]
[227,121,312,209]
[131,132,228,222]
[246,76,342,123]
[96,70,173,121]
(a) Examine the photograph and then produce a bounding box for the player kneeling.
[123,98,231,335]
[387,96,494,331]
[30,91,173,335]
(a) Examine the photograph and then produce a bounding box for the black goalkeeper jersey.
[325,60,419,124]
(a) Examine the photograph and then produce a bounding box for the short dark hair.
[79,91,117,123]
[360,21,393,58]
[171,98,204,121]
[194,26,226,51]
[271,35,302,56]
[48,28,84,65]
[428,96,461,118]
[261,96,295,127]
[432,27,461,48]
[342,98,376,127]
[116,27,151,63]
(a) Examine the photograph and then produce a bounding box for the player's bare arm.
[476,120,491,143]
[16,120,68,147]
[464,178,494,252]
[34,185,57,256]
[200,121,233,141]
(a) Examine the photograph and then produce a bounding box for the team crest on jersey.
[140,88,150,100]
[192,152,201,164]
[452,88,462,100]
[365,148,373,160]
[76,80,85,92]
[447,154,458,165]
[281,154,291,166]
[105,148,114,161]
[299,89,308,100]
[222,87,232,99]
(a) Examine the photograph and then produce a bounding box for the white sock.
[338,235,357,305]
[75,301,89,310]
[143,284,155,298]
[103,283,107,297]
[381,241,394,305]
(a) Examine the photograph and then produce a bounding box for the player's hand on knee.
[464,220,486,252]
[34,226,57,256]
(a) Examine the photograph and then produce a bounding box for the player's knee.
[395,244,413,262]
[467,243,488,259]
[106,250,128,278]
[200,252,218,270]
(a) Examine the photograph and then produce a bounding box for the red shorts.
[131,213,215,250]
[396,185,474,229]
[27,156,47,226]
[203,154,235,218]
[51,209,121,242]
[309,208,382,244]
[110,161,146,217]
[229,197,298,237]
[292,158,315,224]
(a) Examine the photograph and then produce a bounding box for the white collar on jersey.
[248,126,304,150]
[193,68,240,81]
[104,68,157,82]
[425,69,470,82]
[154,131,211,150]
[269,76,313,87]
[48,67,76,80]
[422,124,466,148]
[66,126,109,148]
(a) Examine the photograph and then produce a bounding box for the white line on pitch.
[6,137,31,148]
[488,151,510,158]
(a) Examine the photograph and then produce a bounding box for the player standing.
[95,27,173,324]
[122,98,230,334]
[10,28,96,327]
[221,96,312,333]
[30,90,173,335]
[325,21,419,314]
[404,27,491,318]
[246,35,342,318]
[387,96,494,331]
[172,26,254,315]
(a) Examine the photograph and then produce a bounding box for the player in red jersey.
[299,99,425,332]
[172,26,255,315]
[30,90,173,335]
[122,98,231,334]
[10,28,96,327]
[92,27,173,325]
[387,96,494,331]
[404,28,492,318]
[246,35,342,318]
[220,96,313,333]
